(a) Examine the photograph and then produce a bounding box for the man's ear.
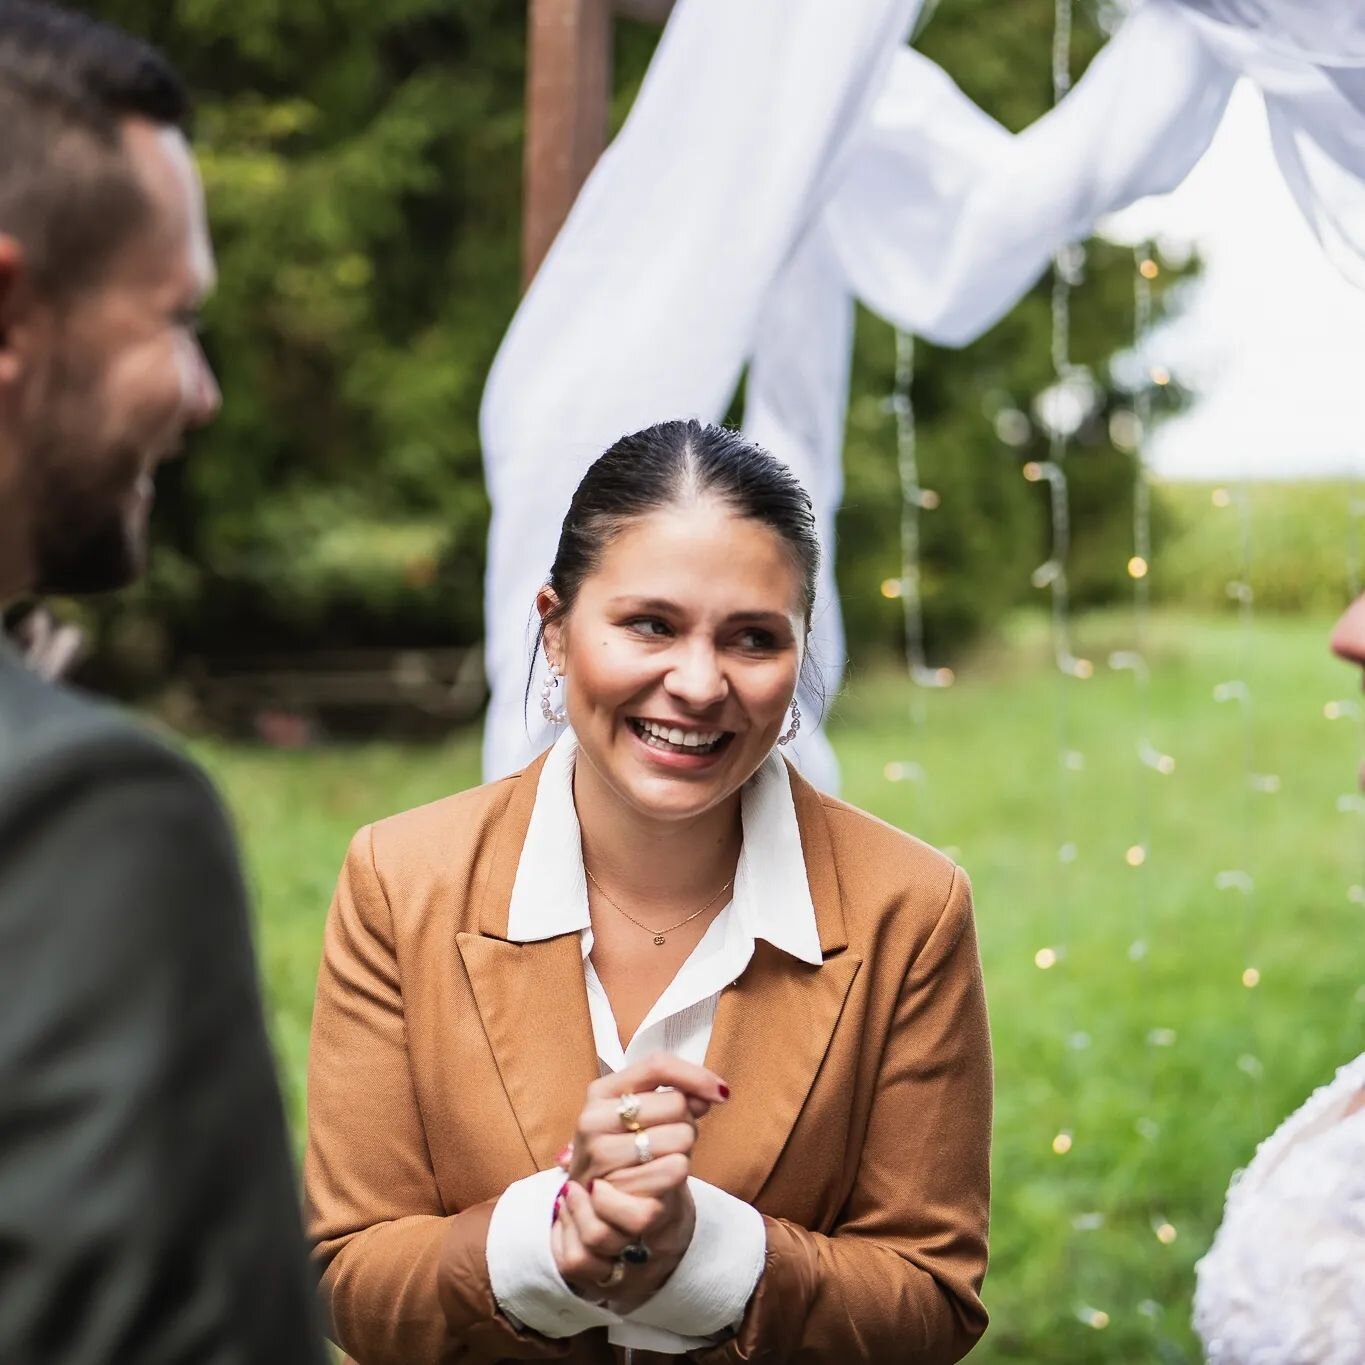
[0,236,29,387]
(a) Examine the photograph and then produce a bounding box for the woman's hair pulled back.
[543,419,819,637]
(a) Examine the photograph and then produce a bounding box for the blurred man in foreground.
[0,4,323,1360]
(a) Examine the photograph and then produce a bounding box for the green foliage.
[199,608,1365,1362]
[1155,480,1361,614]
[86,0,527,673]
[82,0,1189,685]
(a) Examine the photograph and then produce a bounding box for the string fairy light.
[1210,449,1268,1136]
[883,330,953,835]
[1032,0,1111,1338]
[892,331,954,708]
[1107,246,1184,1305]
[1028,0,1090,1142]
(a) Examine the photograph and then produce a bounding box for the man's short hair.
[0,0,191,300]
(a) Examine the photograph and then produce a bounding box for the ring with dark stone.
[621,1242,650,1265]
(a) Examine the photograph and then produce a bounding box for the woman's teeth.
[633,719,726,754]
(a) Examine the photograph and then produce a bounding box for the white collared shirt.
[484,731,822,1353]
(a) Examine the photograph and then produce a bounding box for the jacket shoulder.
[815,792,964,933]
[0,654,207,806]
[366,772,522,881]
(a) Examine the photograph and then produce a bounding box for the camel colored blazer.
[305,752,992,1365]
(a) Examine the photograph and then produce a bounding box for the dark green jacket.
[0,642,323,1364]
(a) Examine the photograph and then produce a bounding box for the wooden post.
[521,0,677,289]
[521,0,613,288]
[613,0,676,20]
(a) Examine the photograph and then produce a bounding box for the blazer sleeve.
[0,732,324,1365]
[305,826,572,1364]
[697,865,991,1364]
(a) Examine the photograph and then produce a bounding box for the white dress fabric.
[1193,1052,1365,1364]
[484,731,822,1353]
[480,0,1365,785]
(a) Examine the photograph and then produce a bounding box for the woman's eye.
[628,617,670,637]
[737,629,777,650]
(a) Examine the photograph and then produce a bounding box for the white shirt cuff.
[485,1168,621,1339]
[620,1176,766,1345]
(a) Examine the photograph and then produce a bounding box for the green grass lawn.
[195,608,1365,1364]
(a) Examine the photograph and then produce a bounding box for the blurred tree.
[77,0,1184,692]
[83,0,527,680]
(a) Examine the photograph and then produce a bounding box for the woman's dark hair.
[526,419,823,719]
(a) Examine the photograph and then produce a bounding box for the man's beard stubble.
[22,350,145,597]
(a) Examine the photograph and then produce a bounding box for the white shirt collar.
[505,729,823,966]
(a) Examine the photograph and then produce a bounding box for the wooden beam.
[522,0,613,288]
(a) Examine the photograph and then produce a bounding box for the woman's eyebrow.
[608,596,791,627]
[606,596,680,613]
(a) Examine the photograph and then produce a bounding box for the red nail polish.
[557,1180,569,1202]
[718,1083,731,1100]
[552,1201,560,1225]
[588,1178,596,1193]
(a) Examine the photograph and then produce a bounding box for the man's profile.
[0,4,322,1360]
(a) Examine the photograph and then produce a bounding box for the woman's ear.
[535,586,564,669]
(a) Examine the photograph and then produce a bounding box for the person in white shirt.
[1192,596,1365,1364]
[305,419,992,1363]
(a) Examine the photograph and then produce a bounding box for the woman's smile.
[624,715,737,770]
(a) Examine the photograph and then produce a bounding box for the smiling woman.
[532,421,816,832]
[305,420,994,1365]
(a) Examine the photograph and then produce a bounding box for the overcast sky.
[1104,81,1365,482]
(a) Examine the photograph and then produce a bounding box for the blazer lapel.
[458,750,599,1172]
[460,754,861,1189]
[456,931,599,1171]
[694,766,861,1202]
[693,943,861,1202]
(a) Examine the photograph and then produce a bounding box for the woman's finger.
[553,1184,617,1288]
[588,1177,665,1240]
[580,1086,698,1138]
[588,1053,729,1107]
[563,1180,632,1261]
[578,1121,696,1181]
[598,1152,690,1198]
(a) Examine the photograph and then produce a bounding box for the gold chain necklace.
[584,867,734,946]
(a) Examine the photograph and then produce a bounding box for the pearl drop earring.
[540,662,567,726]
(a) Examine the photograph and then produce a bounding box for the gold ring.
[594,1260,627,1290]
[617,1092,643,1133]
[633,1130,652,1165]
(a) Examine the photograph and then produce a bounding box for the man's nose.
[1331,593,1365,667]
[186,347,221,430]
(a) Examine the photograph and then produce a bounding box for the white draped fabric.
[481,0,1365,784]
[481,0,923,786]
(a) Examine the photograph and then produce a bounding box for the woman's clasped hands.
[551,1055,730,1313]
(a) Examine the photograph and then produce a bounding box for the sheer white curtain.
[481,0,1365,785]
[481,0,923,786]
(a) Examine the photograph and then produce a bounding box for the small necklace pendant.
[653,934,666,946]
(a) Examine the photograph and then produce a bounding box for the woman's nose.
[665,643,729,709]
